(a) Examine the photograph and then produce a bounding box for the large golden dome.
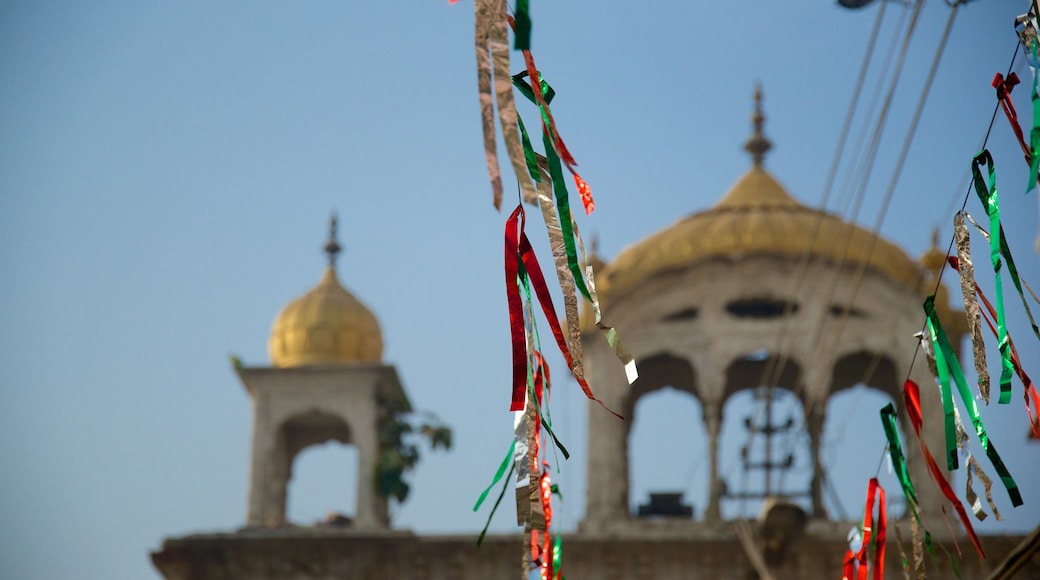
[603,90,924,300]
[268,217,383,367]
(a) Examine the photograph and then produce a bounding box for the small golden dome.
[602,90,923,300]
[919,228,947,274]
[268,216,383,367]
[918,230,968,337]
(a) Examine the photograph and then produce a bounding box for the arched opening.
[287,444,359,525]
[821,388,900,520]
[623,353,704,521]
[278,410,358,526]
[718,387,811,520]
[628,388,707,520]
[823,352,905,520]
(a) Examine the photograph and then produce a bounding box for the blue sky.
[2,2,1039,579]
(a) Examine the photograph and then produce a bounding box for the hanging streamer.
[952,213,990,403]
[952,404,1002,522]
[879,404,920,520]
[573,221,639,384]
[993,72,1032,166]
[475,0,537,208]
[971,151,1013,403]
[924,295,1023,507]
[949,255,1040,439]
[966,455,1002,522]
[517,103,636,384]
[903,379,986,559]
[841,478,887,580]
[505,205,620,417]
[961,211,1040,344]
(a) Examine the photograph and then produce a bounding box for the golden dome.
[602,89,924,300]
[268,217,383,367]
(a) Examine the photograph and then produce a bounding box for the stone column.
[805,401,828,519]
[702,398,723,525]
[351,399,388,530]
[583,353,630,527]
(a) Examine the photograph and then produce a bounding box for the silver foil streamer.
[488,0,537,207]
[572,220,638,384]
[954,213,990,403]
[534,155,584,379]
[474,0,502,209]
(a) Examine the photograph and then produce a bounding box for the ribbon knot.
[993,72,1021,99]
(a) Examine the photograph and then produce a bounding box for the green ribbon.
[474,440,517,547]
[924,296,1024,507]
[972,150,1014,404]
[542,128,591,302]
[552,534,564,580]
[997,226,1040,342]
[513,0,531,51]
[1029,38,1040,193]
[511,71,590,302]
[880,404,920,521]
[517,114,541,182]
[474,440,517,513]
[926,313,959,471]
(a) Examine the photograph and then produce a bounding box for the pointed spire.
[324,212,342,269]
[744,84,773,167]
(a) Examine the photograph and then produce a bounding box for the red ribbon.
[842,478,887,580]
[994,73,1031,163]
[505,205,620,417]
[573,173,595,215]
[904,379,986,559]
[505,206,528,410]
[948,256,1040,438]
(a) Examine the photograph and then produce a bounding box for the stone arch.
[821,351,905,519]
[828,350,900,402]
[622,352,699,417]
[718,385,810,520]
[263,410,354,526]
[820,387,900,519]
[617,353,706,521]
[722,354,803,405]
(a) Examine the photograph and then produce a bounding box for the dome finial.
[324,212,342,269]
[744,84,772,167]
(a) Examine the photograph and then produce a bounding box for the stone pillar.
[351,403,388,530]
[805,401,828,519]
[583,355,630,527]
[702,398,723,525]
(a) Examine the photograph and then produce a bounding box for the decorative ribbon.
[880,404,920,521]
[961,211,1040,344]
[474,0,537,209]
[924,295,1023,507]
[476,442,515,548]
[513,0,531,50]
[952,213,989,403]
[903,379,986,559]
[971,151,1013,403]
[505,205,620,417]
[993,72,1032,164]
[505,28,596,215]
[966,454,1002,522]
[952,404,1002,522]
[573,220,639,384]
[949,255,1040,439]
[842,478,886,580]
[474,0,502,209]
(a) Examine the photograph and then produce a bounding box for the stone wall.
[152,526,1037,580]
